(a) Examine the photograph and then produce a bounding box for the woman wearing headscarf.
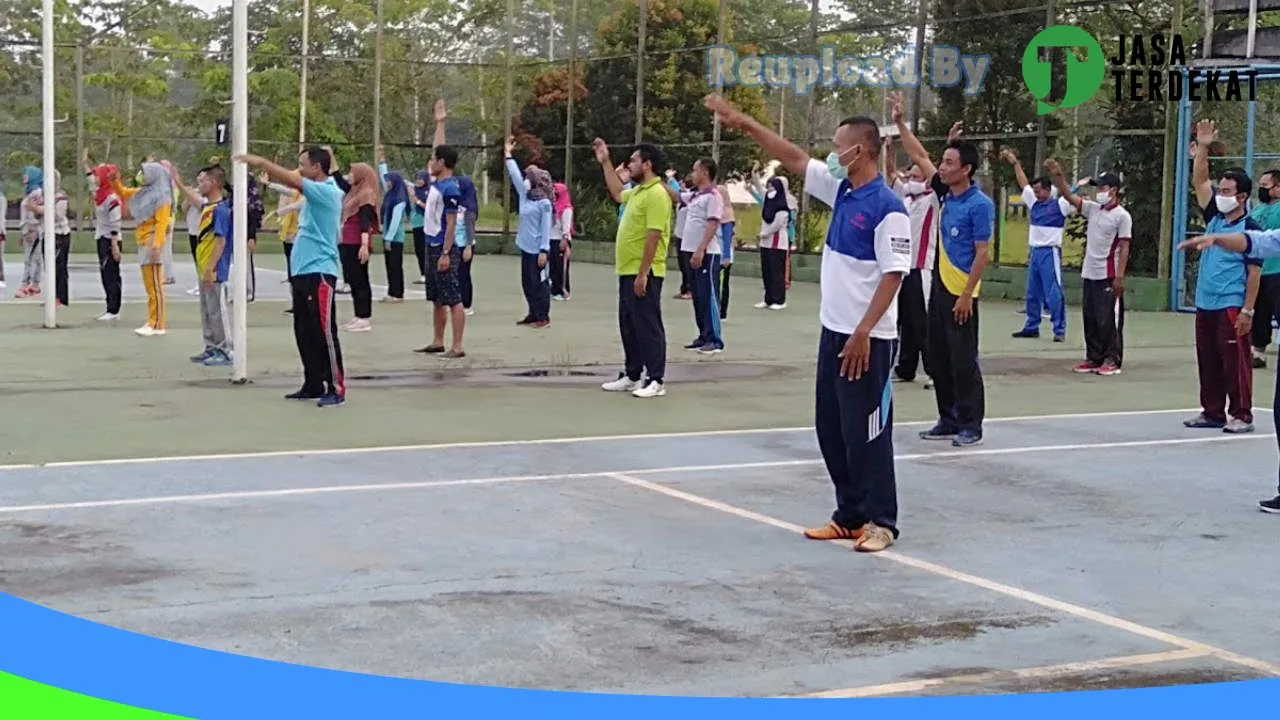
[17,166,45,298]
[114,161,173,335]
[0,185,7,289]
[755,176,791,310]
[503,136,554,328]
[85,156,124,321]
[245,174,264,302]
[30,171,72,306]
[411,170,431,284]
[376,149,409,302]
[338,162,380,332]
[551,181,575,302]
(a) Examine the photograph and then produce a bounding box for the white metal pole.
[232,0,249,382]
[1247,0,1259,58]
[299,0,310,152]
[41,0,56,329]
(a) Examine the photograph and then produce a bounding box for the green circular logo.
[1022,25,1106,115]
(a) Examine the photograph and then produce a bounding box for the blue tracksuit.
[1021,194,1070,338]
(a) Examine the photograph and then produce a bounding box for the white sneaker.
[754,301,768,309]
[464,307,475,316]
[0,280,6,288]
[96,312,119,322]
[151,328,167,336]
[601,376,641,393]
[632,380,666,398]
[348,318,372,332]
[134,325,156,336]
[769,303,787,311]
[186,287,200,296]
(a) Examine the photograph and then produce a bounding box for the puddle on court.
[183,362,788,389]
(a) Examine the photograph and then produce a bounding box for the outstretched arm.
[703,94,809,178]
[235,154,304,193]
[1000,148,1030,191]
[503,136,527,202]
[433,99,447,149]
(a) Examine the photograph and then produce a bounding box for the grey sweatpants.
[200,282,232,354]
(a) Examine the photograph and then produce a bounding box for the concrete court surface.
[2,409,1279,697]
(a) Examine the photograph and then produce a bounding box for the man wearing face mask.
[894,94,993,449]
[703,93,911,553]
[883,136,938,388]
[1181,119,1262,434]
[1002,148,1074,343]
[1248,170,1280,369]
[1045,161,1131,377]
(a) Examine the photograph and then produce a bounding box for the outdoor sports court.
[2,408,1279,697]
[2,255,1279,698]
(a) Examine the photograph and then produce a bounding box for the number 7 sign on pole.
[216,120,229,146]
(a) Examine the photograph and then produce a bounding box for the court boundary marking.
[785,648,1211,698]
[606,472,1280,681]
[0,407,1249,472]
[0,431,1268,514]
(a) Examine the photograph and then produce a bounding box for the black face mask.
[1260,187,1273,204]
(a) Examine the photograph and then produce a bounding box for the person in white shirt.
[884,138,939,387]
[674,158,725,354]
[1002,149,1073,343]
[705,94,911,553]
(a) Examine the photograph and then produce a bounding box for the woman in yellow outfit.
[114,162,173,336]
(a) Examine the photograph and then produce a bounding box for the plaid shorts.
[424,244,463,307]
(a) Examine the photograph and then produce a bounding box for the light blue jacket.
[377,162,406,244]
[505,158,552,254]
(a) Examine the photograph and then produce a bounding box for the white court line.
[605,472,1280,679]
[0,433,1268,515]
[787,648,1210,698]
[0,407,1219,472]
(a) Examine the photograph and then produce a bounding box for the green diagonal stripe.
[0,671,192,719]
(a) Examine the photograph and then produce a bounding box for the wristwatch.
[1242,308,1256,317]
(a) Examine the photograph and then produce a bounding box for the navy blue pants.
[1022,246,1067,337]
[815,328,899,535]
[520,251,550,322]
[690,253,723,349]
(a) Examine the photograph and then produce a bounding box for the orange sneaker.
[803,522,863,541]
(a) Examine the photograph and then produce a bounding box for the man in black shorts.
[417,143,466,359]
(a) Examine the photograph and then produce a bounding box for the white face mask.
[904,181,926,195]
[1095,191,1112,205]
[1215,194,1240,214]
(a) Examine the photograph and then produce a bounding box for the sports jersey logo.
[889,235,911,255]
[851,212,868,230]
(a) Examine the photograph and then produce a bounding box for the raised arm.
[890,92,940,185]
[883,138,898,187]
[503,137,527,202]
[164,163,203,209]
[1044,158,1082,212]
[1000,148,1030,191]
[703,94,809,178]
[376,147,388,192]
[433,100,447,148]
[1192,119,1216,211]
[593,139,624,203]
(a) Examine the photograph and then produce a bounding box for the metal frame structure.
[1170,63,1280,312]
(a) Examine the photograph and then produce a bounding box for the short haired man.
[1183,120,1261,434]
[896,98,994,448]
[704,94,911,552]
[883,139,939,387]
[237,147,347,407]
[679,157,725,354]
[1002,148,1074,343]
[594,139,673,399]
